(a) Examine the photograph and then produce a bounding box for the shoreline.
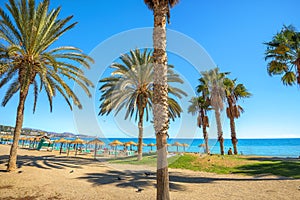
[0,144,300,200]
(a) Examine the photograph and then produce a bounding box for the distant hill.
[0,124,93,138]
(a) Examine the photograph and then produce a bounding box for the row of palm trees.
[188,68,251,155]
[0,0,299,199]
[98,50,251,157]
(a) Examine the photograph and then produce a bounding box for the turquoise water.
[58,138,300,158]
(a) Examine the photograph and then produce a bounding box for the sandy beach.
[0,144,299,200]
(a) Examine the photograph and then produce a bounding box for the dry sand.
[0,144,299,200]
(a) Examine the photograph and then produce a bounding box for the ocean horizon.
[58,137,300,158]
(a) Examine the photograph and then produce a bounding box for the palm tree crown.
[99,48,186,122]
[223,78,251,119]
[144,0,179,23]
[201,68,227,111]
[0,0,93,112]
[265,25,300,86]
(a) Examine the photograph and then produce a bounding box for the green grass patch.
[169,153,300,178]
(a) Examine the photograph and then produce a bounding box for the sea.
[60,138,300,158]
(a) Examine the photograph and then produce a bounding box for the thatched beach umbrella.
[125,141,137,151]
[147,143,156,151]
[88,138,105,159]
[55,138,68,154]
[172,142,182,152]
[109,140,123,147]
[3,135,13,140]
[27,137,35,148]
[123,143,130,150]
[19,136,27,147]
[71,138,85,157]
[1,135,13,144]
[182,143,189,152]
[109,140,123,157]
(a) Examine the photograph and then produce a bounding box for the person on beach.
[228,148,233,155]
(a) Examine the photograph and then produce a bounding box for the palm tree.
[144,0,179,199]
[99,49,186,161]
[188,77,211,154]
[188,96,210,154]
[224,78,251,155]
[201,68,227,155]
[264,25,300,86]
[0,0,93,172]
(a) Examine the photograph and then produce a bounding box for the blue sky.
[0,0,300,139]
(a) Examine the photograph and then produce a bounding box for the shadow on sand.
[0,151,298,193]
[0,153,105,170]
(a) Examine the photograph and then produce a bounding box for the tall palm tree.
[201,68,227,155]
[0,0,93,172]
[99,49,186,161]
[144,0,179,199]
[265,25,300,86]
[188,77,211,154]
[224,78,251,155]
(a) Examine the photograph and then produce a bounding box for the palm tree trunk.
[227,97,238,155]
[94,144,97,160]
[59,143,63,154]
[152,1,170,199]
[200,109,210,154]
[137,112,144,161]
[7,85,29,172]
[230,116,238,155]
[156,133,169,200]
[203,125,210,154]
[215,109,224,155]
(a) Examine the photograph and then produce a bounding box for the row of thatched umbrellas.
[1,135,206,155]
[106,140,194,152]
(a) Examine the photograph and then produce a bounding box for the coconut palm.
[99,49,186,161]
[0,0,93,171]
[143,1,179,199]
[201,68,227,155]
[188,92,210,154]
[224,78,251,155]
[264,25,300,86]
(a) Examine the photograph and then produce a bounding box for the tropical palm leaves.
[0,0,94,112]
[99,48,186,121]
[265,25,300,86]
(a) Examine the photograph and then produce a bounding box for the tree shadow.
[77,165,293,194]
[242,156,299,162]
[78,170,186,191]
[0,154,106,171]
[168,171,292,184]
[233,159,300,178]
